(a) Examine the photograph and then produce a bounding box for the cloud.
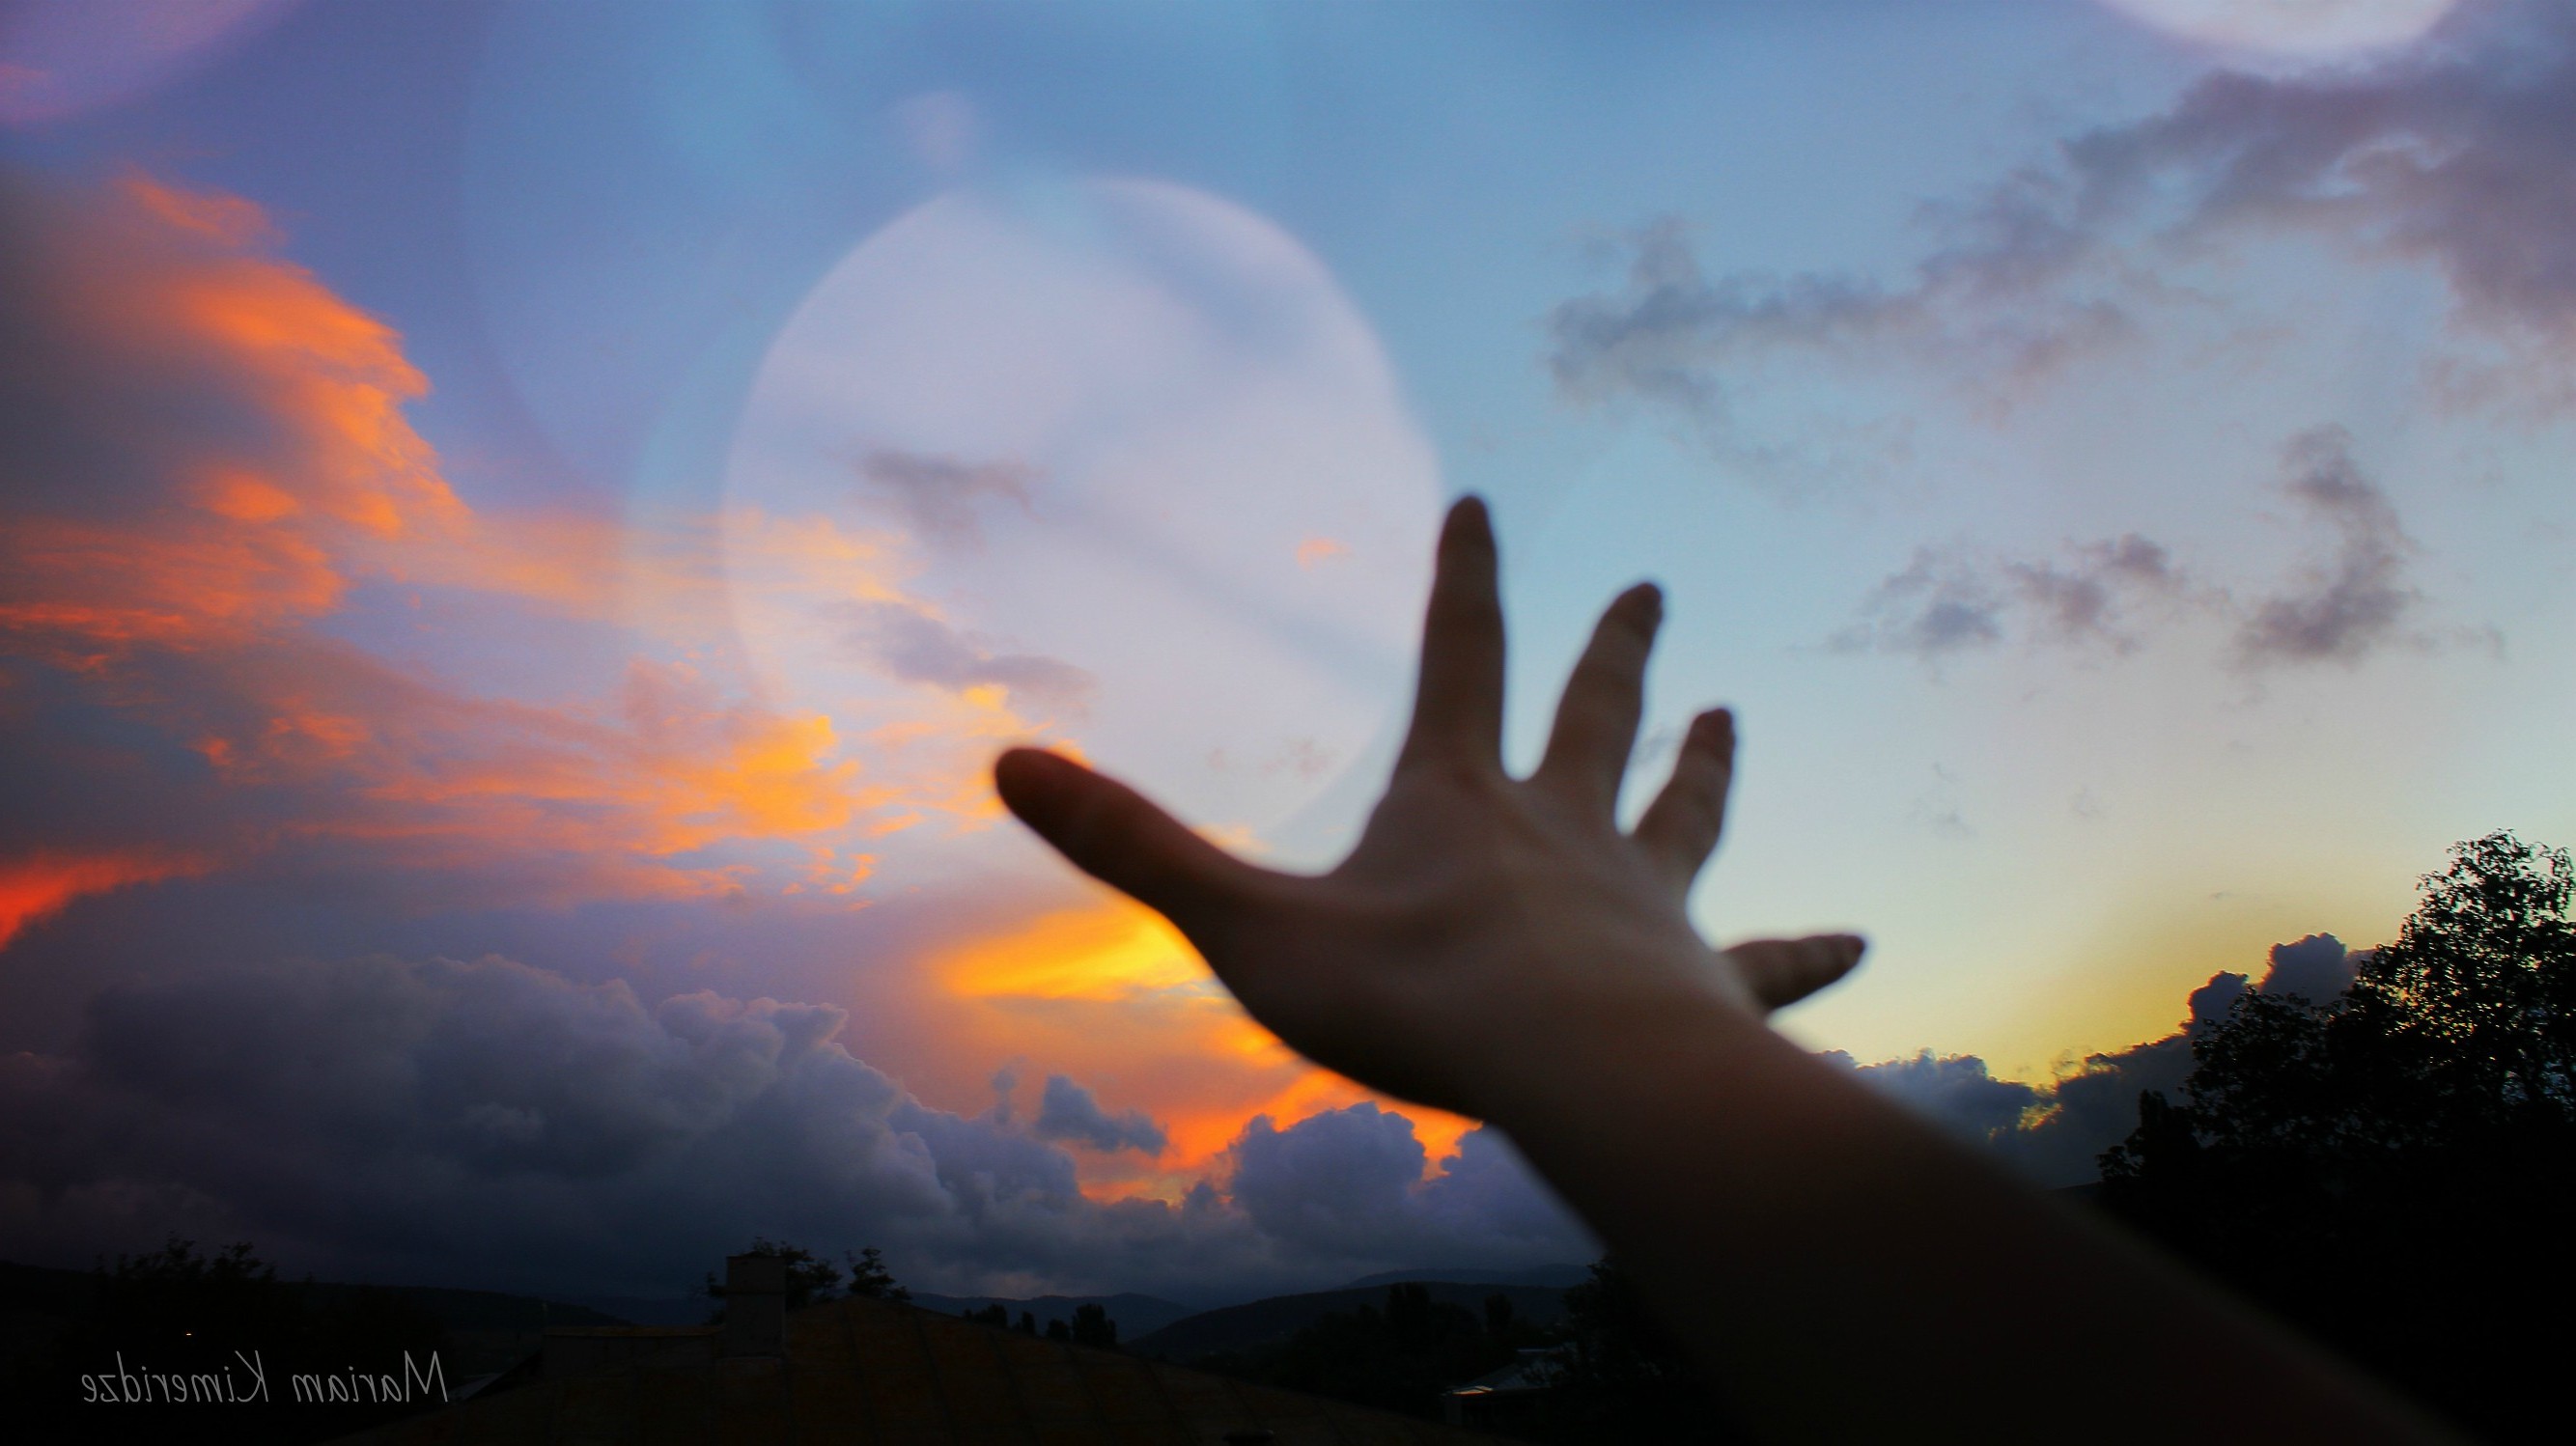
[1836,1051,2045,1142]
[1834,533,2187,660]
[0,950,1587,1302]
[854,449,1034,550]
[2254,932,2359,1004]
[1546,193,2134,444]
[1835,428,2478,674]
[0,167,1075,922]
[1227,1103,1430,1258]
[0,849,209,952]
[0,169,464,657]
[842,600,1095,713]
[2061,1,2576,358]
[1834,938,2356,1186]
[2009,535,2189,646]
[0,0,306,127]
[1225,1104,1593,1267]
[1550,3,2576,434]
[2230,426,2427,668]
[1294,536,1351,570]
[1032,1074,1168,1156]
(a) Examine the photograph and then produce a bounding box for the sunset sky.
[4,0,2571,1306]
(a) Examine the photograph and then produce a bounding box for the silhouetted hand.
[994,496,1862,1122]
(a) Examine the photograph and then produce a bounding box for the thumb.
[994,748,1266,932]
[1724,933,1867,1012]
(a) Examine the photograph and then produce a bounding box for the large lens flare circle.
[2096,0,2461,58]
[720,178,1442,864]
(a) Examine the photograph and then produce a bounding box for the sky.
[2,0,2571,1307]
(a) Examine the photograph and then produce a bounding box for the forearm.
[1485,987,2458,1443]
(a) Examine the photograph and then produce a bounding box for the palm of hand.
[996,499,1862,1123]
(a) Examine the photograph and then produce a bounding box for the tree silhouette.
[2101,831,2576,1442]
[1069,1302,1118,1349]
[845,1245,910,1301]
[702,1238,908,1323]
[1557,1257,1691,1387]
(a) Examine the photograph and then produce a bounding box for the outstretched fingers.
[1724,933,1868,1013]
[1532,582,1662,816]
[994,748,1272,939]
[1633,708,1736,893]
[1397,497,1506,773]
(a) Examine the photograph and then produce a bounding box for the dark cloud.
[1031,1074,1167,1156]
[2231,426,2426,668]
[1225,1104,1594,1269]
[856,449,1034,549]
[843,599,1095,712]
[2254,932,2359,1005]
[1834,1050,2044,1142]
[1550,3,2576,433]
[1832,940,2363,1187]
[1227,1104,1430,1259]
[1834,533,2186,660]
[0,952,1585,1303]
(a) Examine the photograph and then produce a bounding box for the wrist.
[1466,962,1772,1132]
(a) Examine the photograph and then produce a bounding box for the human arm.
[994,497,2457,1441]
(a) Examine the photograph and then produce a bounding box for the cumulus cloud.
[1550,2,2576,433]
[1227,1103,1430,1259]
[1834,533,2188,660]
[1225,1104,1594,1268]
[1031,1074,1168,1156]
[1836,1051,2045,1141]
[2230,426,2427,668]
[2253,932,2360,1004]
[0,951,1586,1303]
[1835,936,2354,1186]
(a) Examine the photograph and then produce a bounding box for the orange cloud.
[0,850,210,953]
[1294,535,1351,570]
[0,173,464,663]
[928,894,1472,1196]
[0,171,1041,907]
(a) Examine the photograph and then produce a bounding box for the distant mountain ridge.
[1130,1281,1575,1361]
[1341,1263,1592,1290]
[910,1291,1197,1339]
[0,1259,627,1329]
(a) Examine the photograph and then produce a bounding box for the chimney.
[721,1253,787,1357]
